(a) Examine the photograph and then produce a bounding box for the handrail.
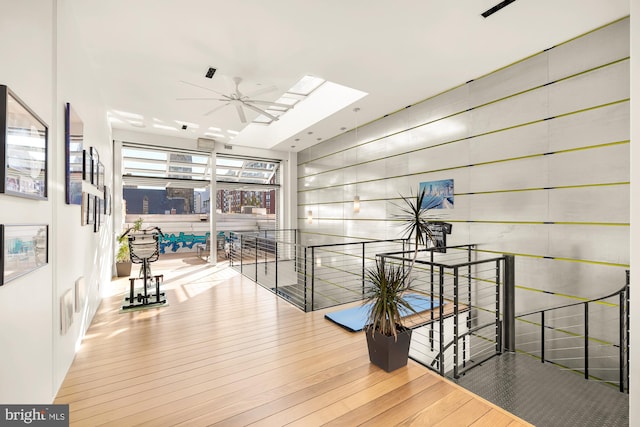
[514,273,629,393]
[515,284,629,319]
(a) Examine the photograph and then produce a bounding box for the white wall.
[298,15,630,385]
[0,0,112,403]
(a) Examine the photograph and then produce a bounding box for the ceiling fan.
[177,77,290,124]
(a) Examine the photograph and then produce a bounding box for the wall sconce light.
[353,195,360,213]
[307,210,313,224]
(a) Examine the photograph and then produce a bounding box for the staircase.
[455,352,628,427]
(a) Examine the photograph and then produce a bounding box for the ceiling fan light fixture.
[205,67,217,79]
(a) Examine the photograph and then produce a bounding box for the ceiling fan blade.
[176,97,228,101]
[243,102,280,121]
[179,80,226,96]
[246,99,291,108]
[246,85,278,98]
[235,103,247,123]
[204,102,230,116]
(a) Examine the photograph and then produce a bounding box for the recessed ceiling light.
[152,124,178,131]
[307,131,313,135]
[113,110,144,120]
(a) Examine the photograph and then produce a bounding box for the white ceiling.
[68,0,629,153]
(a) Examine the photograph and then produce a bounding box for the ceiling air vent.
[197,137,216,150]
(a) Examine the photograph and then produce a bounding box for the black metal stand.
[122,228,166,310]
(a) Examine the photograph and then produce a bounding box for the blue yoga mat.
[324,294,440,332]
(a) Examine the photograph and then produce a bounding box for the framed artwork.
[95,197,103,233]
[0,224,48,286]
[82,149,91,182]
[81,192,89,225]
[65,103,84,205]
[0,85,48,200]
[60,288,74,335]
[97,161,105,191]
[419,179,454,209]
[87,194,95,226]
[90,147,99,186]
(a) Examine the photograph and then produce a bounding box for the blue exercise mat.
[324,293,440,332]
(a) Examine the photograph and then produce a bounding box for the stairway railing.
[378,246,515,379]
[514,270,630,392]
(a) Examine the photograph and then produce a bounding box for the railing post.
[496,259,502,355]
[626,270,630,393]
[254,237,258,282]
[453,267,459,379]
[619,288,625,392]
[541,311,545,363]
[362,242,366,298]
[503,254,515,352]
[311,247,315,311]
[304,247,308,312]
[240,235,243,274]
[275,241,278,292]
[584,302,589,380]
[439,268,445,377]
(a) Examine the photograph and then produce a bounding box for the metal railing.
[379,246,514,379]
[514,270,630,392]
[229,230,407,311]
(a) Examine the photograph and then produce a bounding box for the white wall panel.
[548,101,629,152]
[469,53,549,107]
[468,157,549,193]
[548,17,630,81]
[405,85,470,129]
[548,144,629,187]
[549,224,629,264]
[469,120,548,164]
[467,191,548,222]
[470,88,548,136]
[548,185,629,223]
[548,60,629,117]
[468,223,549,255]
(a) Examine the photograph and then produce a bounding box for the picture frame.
[0,85,48,200]
[87,194,95,226]
[90,147,99,187]
[97,161,105,191]
[0,224,48,286]
[65,103,84,205]
[82,149,91,182]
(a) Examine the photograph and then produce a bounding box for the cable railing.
[514,270,630,392]
[379,246,514,379]
[228,231,629,392]
[228,230,407,311]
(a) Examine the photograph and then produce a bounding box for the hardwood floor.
[55,254,531,426]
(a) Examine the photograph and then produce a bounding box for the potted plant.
[115,217,143,277]
[364,188,438,372]
[364,258,416,372]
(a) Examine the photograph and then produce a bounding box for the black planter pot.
[365,327,412,372]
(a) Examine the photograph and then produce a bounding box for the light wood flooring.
[55,254,532,426]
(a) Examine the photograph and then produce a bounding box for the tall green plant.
[365,258,415,339]
[392,187,439,274]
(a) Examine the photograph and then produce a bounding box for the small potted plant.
[364,258,416,372]
[364,188,438,371]
[115,217,143,277]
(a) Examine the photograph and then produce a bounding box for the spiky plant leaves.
[392,187,437,268]
[365,259,416,339]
